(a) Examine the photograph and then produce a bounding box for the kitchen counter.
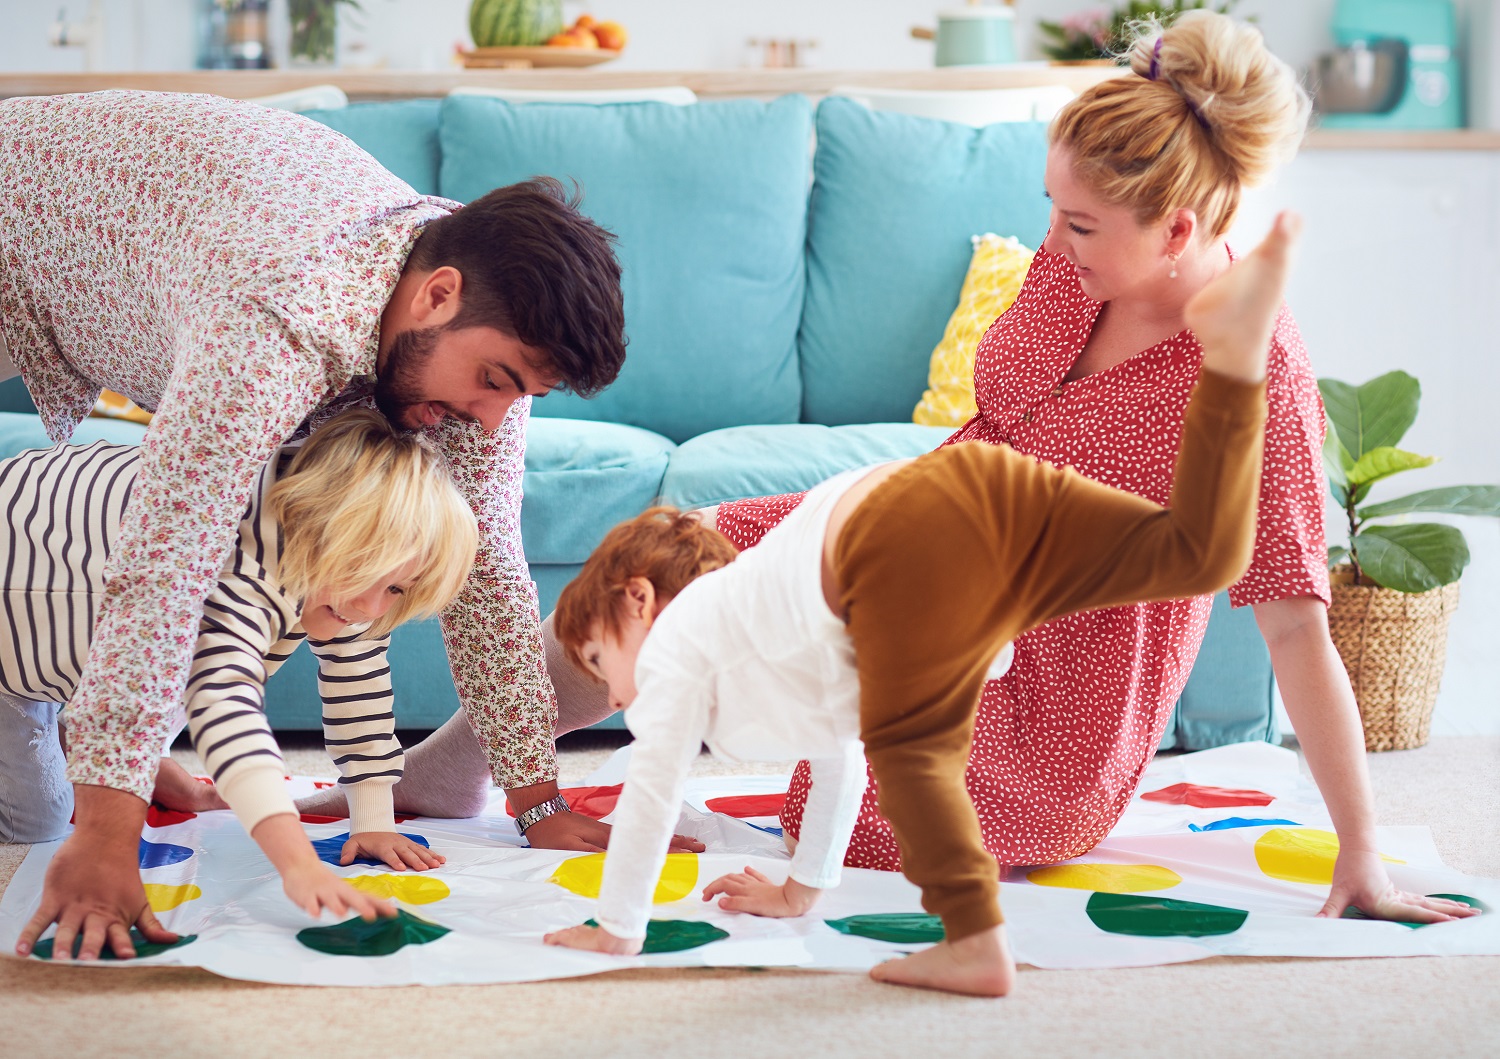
[2,70,1496,148]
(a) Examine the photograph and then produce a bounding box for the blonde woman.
[713,12,1461,927]
[3,408,478,959]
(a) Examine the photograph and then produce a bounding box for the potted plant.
[1319,370,1500,750]
[288,0,361,66]
[1038,1,1239,64]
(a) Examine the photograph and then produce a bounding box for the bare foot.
[868,924,1015,997]
[1184,210,1302,384]
[152,757,229,813]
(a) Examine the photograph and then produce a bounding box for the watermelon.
[469,0,565,47]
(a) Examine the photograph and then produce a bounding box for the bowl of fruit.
[464,0,627,68]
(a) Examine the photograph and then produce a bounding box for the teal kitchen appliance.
[1316,0,1463,129]
[911,2,1018,67]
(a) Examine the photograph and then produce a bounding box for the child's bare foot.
[1184,210,1302,384]
[868,924,1014,997]
[152,756,229,813]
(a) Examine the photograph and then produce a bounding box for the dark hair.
[408,177,626,397]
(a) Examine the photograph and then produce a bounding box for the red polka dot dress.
[717,244,1331,871]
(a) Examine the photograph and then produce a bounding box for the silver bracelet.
[515,794,570,835]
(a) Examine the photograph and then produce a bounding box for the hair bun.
[1129,10,1310,188]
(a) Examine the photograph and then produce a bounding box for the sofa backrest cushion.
[437,94,813,444]
[301,99,443,196]
[798,97,1052,426]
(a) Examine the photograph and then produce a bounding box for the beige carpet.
[2,734,1497,1059]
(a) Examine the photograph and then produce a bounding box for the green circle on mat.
[1085,892,1248,938]
[297,908,450,957]
[584,918,729,954]
[824,913,945,944]
[32,929,198,961]
[1342,893,1488,929]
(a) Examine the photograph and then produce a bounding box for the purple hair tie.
[1148,37,1163,80]
[1148,37,1211,131]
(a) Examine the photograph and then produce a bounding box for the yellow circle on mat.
[1254,828,1404,885]
[143,883,202,912]
[551,853,699,903]
[1026,864,1182,893]
[345,874,452,905]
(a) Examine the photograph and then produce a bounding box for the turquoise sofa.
[0,93,1276,750]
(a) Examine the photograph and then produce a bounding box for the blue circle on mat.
[1188,817,1300,833]
[311,832,431,866]
[138,838,194,868]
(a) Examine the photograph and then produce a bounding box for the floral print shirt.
[0,91,556,801]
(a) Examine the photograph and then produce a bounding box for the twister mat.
[1,742,1495,985]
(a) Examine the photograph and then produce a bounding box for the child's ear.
[624,577,658,627]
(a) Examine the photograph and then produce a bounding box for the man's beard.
[374,325,442,430]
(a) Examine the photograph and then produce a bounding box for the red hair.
[554,507,739,674]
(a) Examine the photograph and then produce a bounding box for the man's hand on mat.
[1317,851,1482,924]
[340,831,447,872]
[523,811,706,855]
[701,866,820,918]
[16,785,175,961]
[543,922,642,955]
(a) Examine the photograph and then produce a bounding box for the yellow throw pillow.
[912,233,1035,427]
[91,390,153,426]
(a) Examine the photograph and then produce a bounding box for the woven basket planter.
[1327,565,1461,752]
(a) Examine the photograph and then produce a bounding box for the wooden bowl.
[460,46,623,69]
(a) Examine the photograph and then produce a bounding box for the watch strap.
[515,794,570,834]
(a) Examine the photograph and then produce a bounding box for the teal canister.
[934,7,1018,67]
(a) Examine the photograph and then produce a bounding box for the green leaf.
[1320,417,1352,487]
[1345,446,1437,489]
[1354,523,1470,592]
[1317,372,1420,460]
[1358,484,1500,521]
[1327,545,1349,569]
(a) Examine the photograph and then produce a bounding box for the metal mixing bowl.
[1313,39,1409,114]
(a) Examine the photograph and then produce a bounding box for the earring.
[1168,253,1180,280]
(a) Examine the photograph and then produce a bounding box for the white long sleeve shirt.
[594,468,877,942]
[0,440,401,835]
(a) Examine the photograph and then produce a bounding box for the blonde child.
[540,215,1438,996]
[2,408,478,948]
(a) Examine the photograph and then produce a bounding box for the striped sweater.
[0,440,402,835]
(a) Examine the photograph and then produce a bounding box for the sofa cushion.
[301,100,443,196]
[0,410,148,456]
[799,98,1052,426]
[438,94,813,443]
[658,422,955,510]
[521,416,675,564]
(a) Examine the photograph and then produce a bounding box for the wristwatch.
[515,794,570,835]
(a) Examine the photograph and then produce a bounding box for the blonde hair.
[267,408,479,638]
[554,507,738,676]
[1049,10,1310,238]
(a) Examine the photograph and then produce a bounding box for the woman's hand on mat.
[282,861,396,922]
[16,785,176,960]
[523,811,706,855]
[542,922,642,955]
[340,832,447,872]
[1317,850,1482,924]
[701,866,820,918]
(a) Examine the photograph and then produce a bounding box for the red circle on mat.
[300,813,345,824]
[705,793,788,818]
[145,806,197,827]
[505,784,624,820]
[1139,783,1274,809]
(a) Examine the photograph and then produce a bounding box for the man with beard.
[0,90,630,960]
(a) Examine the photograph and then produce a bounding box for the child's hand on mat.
[543,922,642,955]
[340,832,447,872]
[1317,850,1481,925]
[281,860,396,922]
[701,866,820,918]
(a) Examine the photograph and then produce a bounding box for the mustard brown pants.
[833,369,1268,941]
